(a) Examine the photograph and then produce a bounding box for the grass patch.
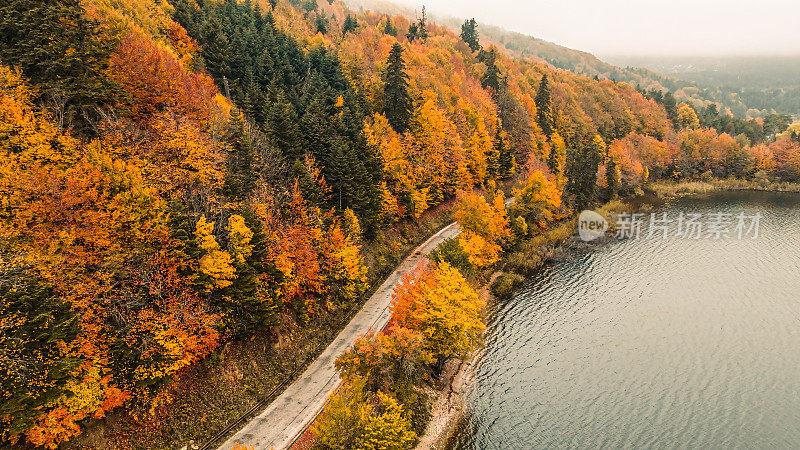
[648,178,800,198]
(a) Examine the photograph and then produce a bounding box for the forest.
[0,0,799,448]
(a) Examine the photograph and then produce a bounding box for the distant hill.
[345,0,784,118]
[605,55,800,118]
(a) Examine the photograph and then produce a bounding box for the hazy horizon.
[391,0,800,57]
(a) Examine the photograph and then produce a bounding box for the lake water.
[450,191,800,449]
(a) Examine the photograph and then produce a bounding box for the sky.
[391,0,800,56]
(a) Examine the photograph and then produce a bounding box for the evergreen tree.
[480,49,501,95]
[406,7,428,42]
[0,270,81,437]
[0,0,119,132]
[342,15,358,34]
[382,43,413,133]
[406,22,418,42]
[565,134,604,210]
[547,132,567,179]
[315,13,328,34]
[417,6,428,41]
[382,17,398,36]
[460,18,480,52]
[605,155,619,199]
[662,91,679,128]
[495,129,515,178]
[535,73,555,137]
[223,111,258,201]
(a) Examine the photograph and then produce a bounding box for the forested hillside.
[347,0,793,119]
[1,0,799,448]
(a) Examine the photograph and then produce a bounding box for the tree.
[359,392,417,450]
[605,155,620,199]
[512,170,561,223]
[390,262,484,365]
[382,43,413,133]
[547,132,567,180]
[565,134,604,210]
[0,0,119,132]
[536,73,555,137]
[0,271,81,441]
[662,91,679,127]
[406,6,428,42]
[460,18,480,52]
[453,190,509,268]
[480,49,501,95]
[342,15,358,35]
[382,17,398,36]
[494,129,515,178]
[677,103,700,130]
[315,13,328,34]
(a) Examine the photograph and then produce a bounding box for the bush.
[491,273,526,298]
[429,238,472,275]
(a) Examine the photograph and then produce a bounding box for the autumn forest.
[1,0,799,448]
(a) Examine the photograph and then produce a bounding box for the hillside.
[346,0,785,118]
[1,0,799,449]
[605,54,800,117]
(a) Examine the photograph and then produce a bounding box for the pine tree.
[605,155,619,199]
[536,73,555,137]
[342,15,358,35]
[662,91,679,128]
[0,0,118,132]
[382,44,413,134]
[547,132,567,179]
[460,18,480,52]
[382,17,398,36]
[480,49,501,95]
[223,110,258,200]
[315,13,328,34]
[495,129,515,178]
[417,6,428,41]
[405,7,428,42]
[0,270,81,437]
[565,134,604,210]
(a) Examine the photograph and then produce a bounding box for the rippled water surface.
[451,191,800,449]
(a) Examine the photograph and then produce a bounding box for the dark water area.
[450,191,800,449]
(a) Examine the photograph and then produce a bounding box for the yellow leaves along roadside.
[390,262,484,362]
[453,190,510,268]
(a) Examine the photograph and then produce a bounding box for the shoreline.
[415,179,800,448]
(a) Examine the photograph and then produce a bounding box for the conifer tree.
[382,17,398,36]
[342,15,358,34]
[495,129,515,178]
[605,155,620,199]
[0,0,118,132]
[382,44,413,134]
[460,18,480,52]
[547,132,567,179]
[566,134,605,210]
[480,49,502,95]
[536,73,555,137]
[0,270,81,438]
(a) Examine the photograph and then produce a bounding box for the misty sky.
[392,0,800,56]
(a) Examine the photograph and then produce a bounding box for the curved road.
[218,222,463,450]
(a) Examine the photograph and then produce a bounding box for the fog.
[391,0,800,56]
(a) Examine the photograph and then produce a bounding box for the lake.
[450,191,800,449]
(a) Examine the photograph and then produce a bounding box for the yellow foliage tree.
[512,170,562,224]
[390,262,484,362]
[226,214,253,266]
[195,215,236,289]
[453,190,509,268]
